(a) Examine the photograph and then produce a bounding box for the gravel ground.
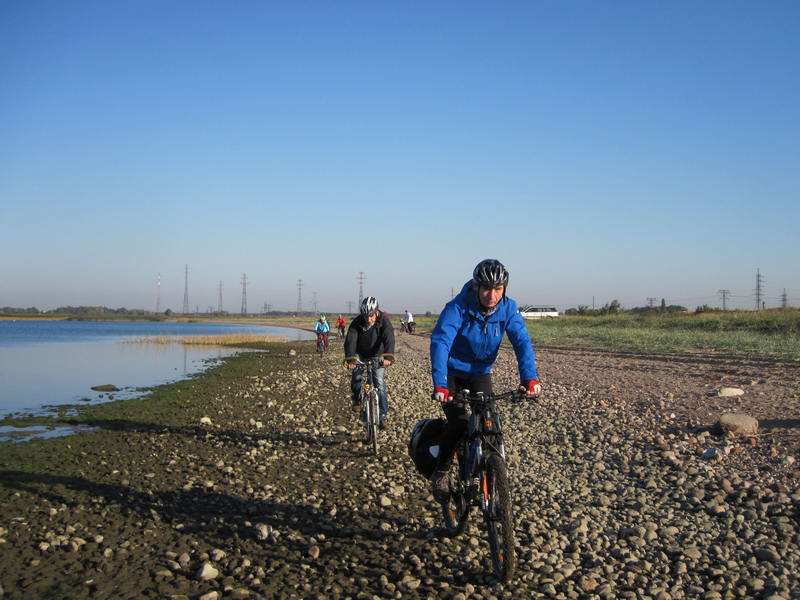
[0,334,798,599]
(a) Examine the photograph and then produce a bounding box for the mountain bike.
[316,332,329,354]
[440,389,523,583]
[354,357,384,455]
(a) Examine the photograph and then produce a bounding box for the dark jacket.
[344,311,395,362]
[430,281,538,388]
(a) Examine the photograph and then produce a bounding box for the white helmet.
[360,296,379,317]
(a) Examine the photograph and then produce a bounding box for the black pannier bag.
[408,418,447,479]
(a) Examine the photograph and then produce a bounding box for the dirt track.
[0,334,798,599]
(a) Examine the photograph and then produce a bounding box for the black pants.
[434,373,493,473]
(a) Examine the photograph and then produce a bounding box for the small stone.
[198,592,219,600]
[684,547,702,560]
[255,524,271,540]
[210,548,226,561]
[716,387,745,397]
[716,413,758,436]
[379,495,392,507]
[195,562,219,581]
[199,417,213,426]
[308,545,320,559]
[754,547,780,562]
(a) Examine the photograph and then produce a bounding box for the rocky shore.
[1,335,798,599]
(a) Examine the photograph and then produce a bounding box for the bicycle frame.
[451,390,520,501]
[354,357,384,454]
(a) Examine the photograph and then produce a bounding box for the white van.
[518,305,559,319]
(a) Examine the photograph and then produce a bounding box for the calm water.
[0,320,314,440]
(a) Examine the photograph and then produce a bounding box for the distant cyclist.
[314,315,330,351]
[404,309,416,334]
[344,296,395,429]
[429,259,541,502]
[335,314,347,338]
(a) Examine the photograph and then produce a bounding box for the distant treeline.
[564,299,688,316]
[0,306,162,319]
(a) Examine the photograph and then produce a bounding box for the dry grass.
[125,334,287,345]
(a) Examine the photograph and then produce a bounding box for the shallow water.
[0,320,314,441]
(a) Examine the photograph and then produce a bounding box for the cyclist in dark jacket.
[429,259,541,502]
[344,296,395,428]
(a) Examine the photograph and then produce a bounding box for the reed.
[125,334,287,345]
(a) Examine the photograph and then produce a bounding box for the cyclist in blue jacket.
[314,315,330,351]
[429,259,541,502]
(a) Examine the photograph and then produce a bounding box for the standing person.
[314,315,330,351]
[335,314,347,338]
[429,259,541,501]
[344,296,395,429]
[404,309,416,334]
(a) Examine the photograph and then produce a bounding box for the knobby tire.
[369,390,379,455]
[484,453,516,583]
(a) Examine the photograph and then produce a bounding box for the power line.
[357,272,366,307]
[296,279,303,313]
[346,300,353,314]
[717,289,730,311]
[646,297,657,308]
[755,268,764,311]
[155,273,161,313]
[241,273,248,315]
[182,264,190,314]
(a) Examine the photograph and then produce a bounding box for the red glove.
[522,379,542,397]
[433,386,450,403]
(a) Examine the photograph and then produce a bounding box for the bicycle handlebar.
[449,389,526,405]
[353,357,386,368]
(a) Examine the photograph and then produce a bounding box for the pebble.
[195,562,219,581]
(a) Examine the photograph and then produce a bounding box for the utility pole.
[357,272,366,307]
[296,280,303,313]
[240,273,248,315]
[451,287,454,300]
[346,300,353,314]
[781,288,788,309]
[182,264,190,314]
[156,273,161,313]
[647,297,657,309]
[592,296,595,311]
[755,268,764,311]
[217,281,223,313]
[263,302,272,314]
[718,289,730,311]
[312,291,318,314]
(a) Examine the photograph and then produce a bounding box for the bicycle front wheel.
[369,390,379,455]
[483,453,516,583]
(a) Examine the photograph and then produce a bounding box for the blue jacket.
[314,321,330,334]
[430,281,538,388]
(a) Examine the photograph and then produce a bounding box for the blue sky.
[1,1,798,313]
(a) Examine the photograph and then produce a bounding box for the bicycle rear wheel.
[441,452,469,537]
[483,453,516,582]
